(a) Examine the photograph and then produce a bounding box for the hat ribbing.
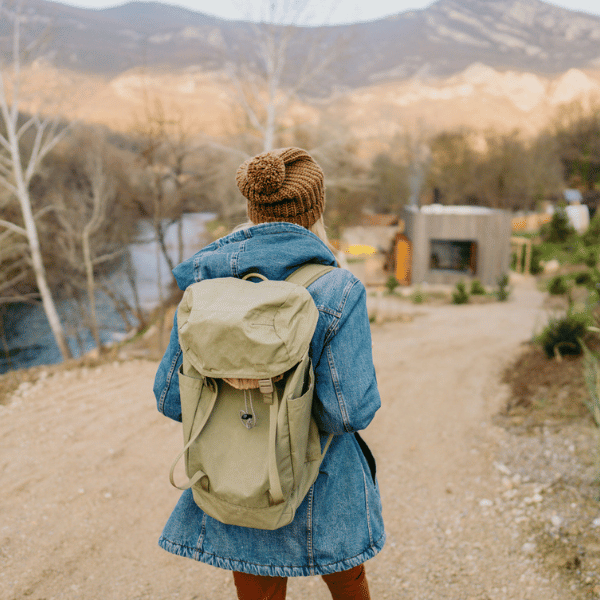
[236,147,325,228]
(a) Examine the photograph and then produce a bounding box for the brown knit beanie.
[236,147,325,228]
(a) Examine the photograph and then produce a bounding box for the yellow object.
[345,244,377,256]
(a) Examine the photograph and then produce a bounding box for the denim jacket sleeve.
[311,278,381,435]
[153,312,183,422]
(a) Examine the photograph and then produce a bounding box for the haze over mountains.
[11,0,600,140]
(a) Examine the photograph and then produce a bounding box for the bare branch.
[0,218,26,236]
[0,178,18,195]
[0,268,28,293]
[0,242,29,258]
[16,114,36,140]
[226,63,265,134]
[0,160,14,179]
[0,293,39,305]
[91,248,127,266]
[33,204,59,219]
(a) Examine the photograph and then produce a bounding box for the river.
[0,213,213,374]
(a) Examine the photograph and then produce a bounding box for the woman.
[154,147,385,599]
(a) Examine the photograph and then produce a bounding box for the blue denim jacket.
[154,222,385,577]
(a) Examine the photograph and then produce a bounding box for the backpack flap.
[177,276,320,380]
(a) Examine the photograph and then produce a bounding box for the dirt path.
[0,276,586,600]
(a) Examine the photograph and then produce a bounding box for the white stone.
[522,542,536,554]
[550,515,563,528]
[543,259,560,273]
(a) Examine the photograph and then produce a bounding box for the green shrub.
[574,271,592,286]
[470,279,486,295]
[536,310,590,358]
[543,207,575,243]
[385,275,399,294]
[530,246,544,275]
[495,274,511,302]
[585,248,599,268]
[452,281,469,304]
[412,289,424,304]
[548,275,570,295]
[586,269,600,299]
[582,212,600,247]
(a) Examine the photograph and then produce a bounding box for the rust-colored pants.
[233,564,371,600]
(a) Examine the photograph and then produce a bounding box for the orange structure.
[394,233,412,285]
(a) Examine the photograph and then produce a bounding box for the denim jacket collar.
[172,222,337,290]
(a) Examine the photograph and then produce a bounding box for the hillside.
[5,0,600,144]
[23,0,600,85]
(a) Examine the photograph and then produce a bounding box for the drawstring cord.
[240,389,257,429]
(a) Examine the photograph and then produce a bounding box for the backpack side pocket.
[286,365,319,483]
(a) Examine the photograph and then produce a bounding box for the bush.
[470,279,486,295]
[574,270,592,286]
[495,274,511,302]
[536,310,590,359]
[582,211,600,247]
[530,246,544,275]
[543,207,575,243]
[452,281,469,304]
[585,248,599,268]
[548,275,570,295]
[412,289,424,304]
[586,269,600,299]
[385,275,399,294]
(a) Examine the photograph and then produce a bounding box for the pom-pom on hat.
[236,147,325,229]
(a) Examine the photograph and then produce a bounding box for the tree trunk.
[82,228,101,351]
[14,169,73,360]
[24,204,73,360]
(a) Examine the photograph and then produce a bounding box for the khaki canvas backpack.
[169,263,334,530]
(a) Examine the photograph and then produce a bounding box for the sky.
[55,0,600,25]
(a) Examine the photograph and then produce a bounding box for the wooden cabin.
[401,205,512,287]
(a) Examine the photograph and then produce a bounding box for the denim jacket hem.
[158,532,386,577]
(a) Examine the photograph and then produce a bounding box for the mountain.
[8,0,600,145]
[19,0,600,91]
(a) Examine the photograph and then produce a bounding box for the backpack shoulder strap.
[285,263,335,288]
[286,262,336,464]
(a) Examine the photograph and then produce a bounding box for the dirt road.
[0,276,589,599]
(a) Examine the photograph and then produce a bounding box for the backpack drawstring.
[240,389,257,429]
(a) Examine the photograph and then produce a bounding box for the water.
[0,213,213,373]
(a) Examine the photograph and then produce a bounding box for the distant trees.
[553,100,600,191]
[131,99,198,278]
[45,130,135,351]
[369,126,565,214]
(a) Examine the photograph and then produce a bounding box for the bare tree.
[225,0,348,152]
[132,98,200,277]
[0,0,72,359]
[49,133,120,351]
